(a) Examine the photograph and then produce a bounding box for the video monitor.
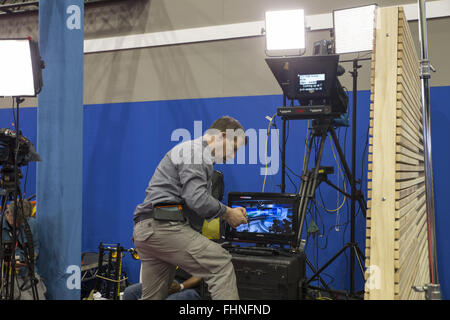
[225,192,299,247]
[298,73,326,94]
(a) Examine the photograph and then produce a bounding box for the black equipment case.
[230,250,306,300]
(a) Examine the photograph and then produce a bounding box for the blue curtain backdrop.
[36,0,84,299]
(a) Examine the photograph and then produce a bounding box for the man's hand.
[223,206,247,228]
[169,281,181,295]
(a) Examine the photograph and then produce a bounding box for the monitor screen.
[298,73,326,94]
[225,192,299,246]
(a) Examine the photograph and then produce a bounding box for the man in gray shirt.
[133,116,248,300]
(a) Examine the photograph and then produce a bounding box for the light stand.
[342,57,370,294]
[411,0,441,300]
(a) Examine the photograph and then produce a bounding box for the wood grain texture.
[365,6,429,300]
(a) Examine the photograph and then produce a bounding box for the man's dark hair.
[208,116,248,145]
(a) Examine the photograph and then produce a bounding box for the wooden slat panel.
[395,182,424,200]
[366,6,429,300]
[396,145,424,161]
[396,163,424,172]
[395,184,425,209]
[395,176,425,190]
[396,135,420,154]
[397,98,421,126]
[396,117,424,142]
[398,220,428,298]
[396,154,419,166]
[396,126,423,150]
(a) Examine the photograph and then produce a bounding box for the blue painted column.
[37,0,84,300]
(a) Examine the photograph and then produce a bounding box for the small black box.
[231,250,306,300]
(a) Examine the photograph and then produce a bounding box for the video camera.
[0,128,41,168]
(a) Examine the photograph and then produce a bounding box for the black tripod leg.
[354,245,366,272]
[352,245,365,279]
[357,192,367,218]
[296,133,315,246]
[297,128,328,245]
[308,129,328,198]
[305,256,331,290]
[305,243,352,286]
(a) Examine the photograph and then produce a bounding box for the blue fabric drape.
[37,0,84,300]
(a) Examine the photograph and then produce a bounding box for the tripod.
[288,117,366,298]
[0,167,39,300]
[280,56,371,297]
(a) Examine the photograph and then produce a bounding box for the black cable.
[272,116,304,191]
[286,165,302,179]
[285,171,298,193]
[317,185,342,215]
[16,217,38,299]
[11,97,16,129]
[313,199,325,238]
[23,164,29,198]
[319,221,349,251]
[285,119,290,145]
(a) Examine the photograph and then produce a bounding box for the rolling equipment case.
[230,249,306,300]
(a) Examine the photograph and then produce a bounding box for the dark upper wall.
[0,0,449,108]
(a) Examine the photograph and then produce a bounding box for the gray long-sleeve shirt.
[133,137,227,229]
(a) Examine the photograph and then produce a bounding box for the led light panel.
[334,5,377,54]
[0,39,36,97]
[265,9,305,54]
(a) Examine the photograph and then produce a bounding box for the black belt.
[134,204,186,224]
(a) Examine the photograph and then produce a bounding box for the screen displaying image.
[231,200,294,235]
[298,73,325,94]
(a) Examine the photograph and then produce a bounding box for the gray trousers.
[133,218,239,300]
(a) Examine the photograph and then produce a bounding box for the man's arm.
[178,162,227,219]
[178,162,247,227]
[170,276,203,294]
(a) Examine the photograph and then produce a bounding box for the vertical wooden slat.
[365,6,429,300]
[366,6,399,300]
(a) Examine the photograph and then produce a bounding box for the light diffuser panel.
[0,39,36,97]
[265,9,306,54]
[334,5,377,54]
